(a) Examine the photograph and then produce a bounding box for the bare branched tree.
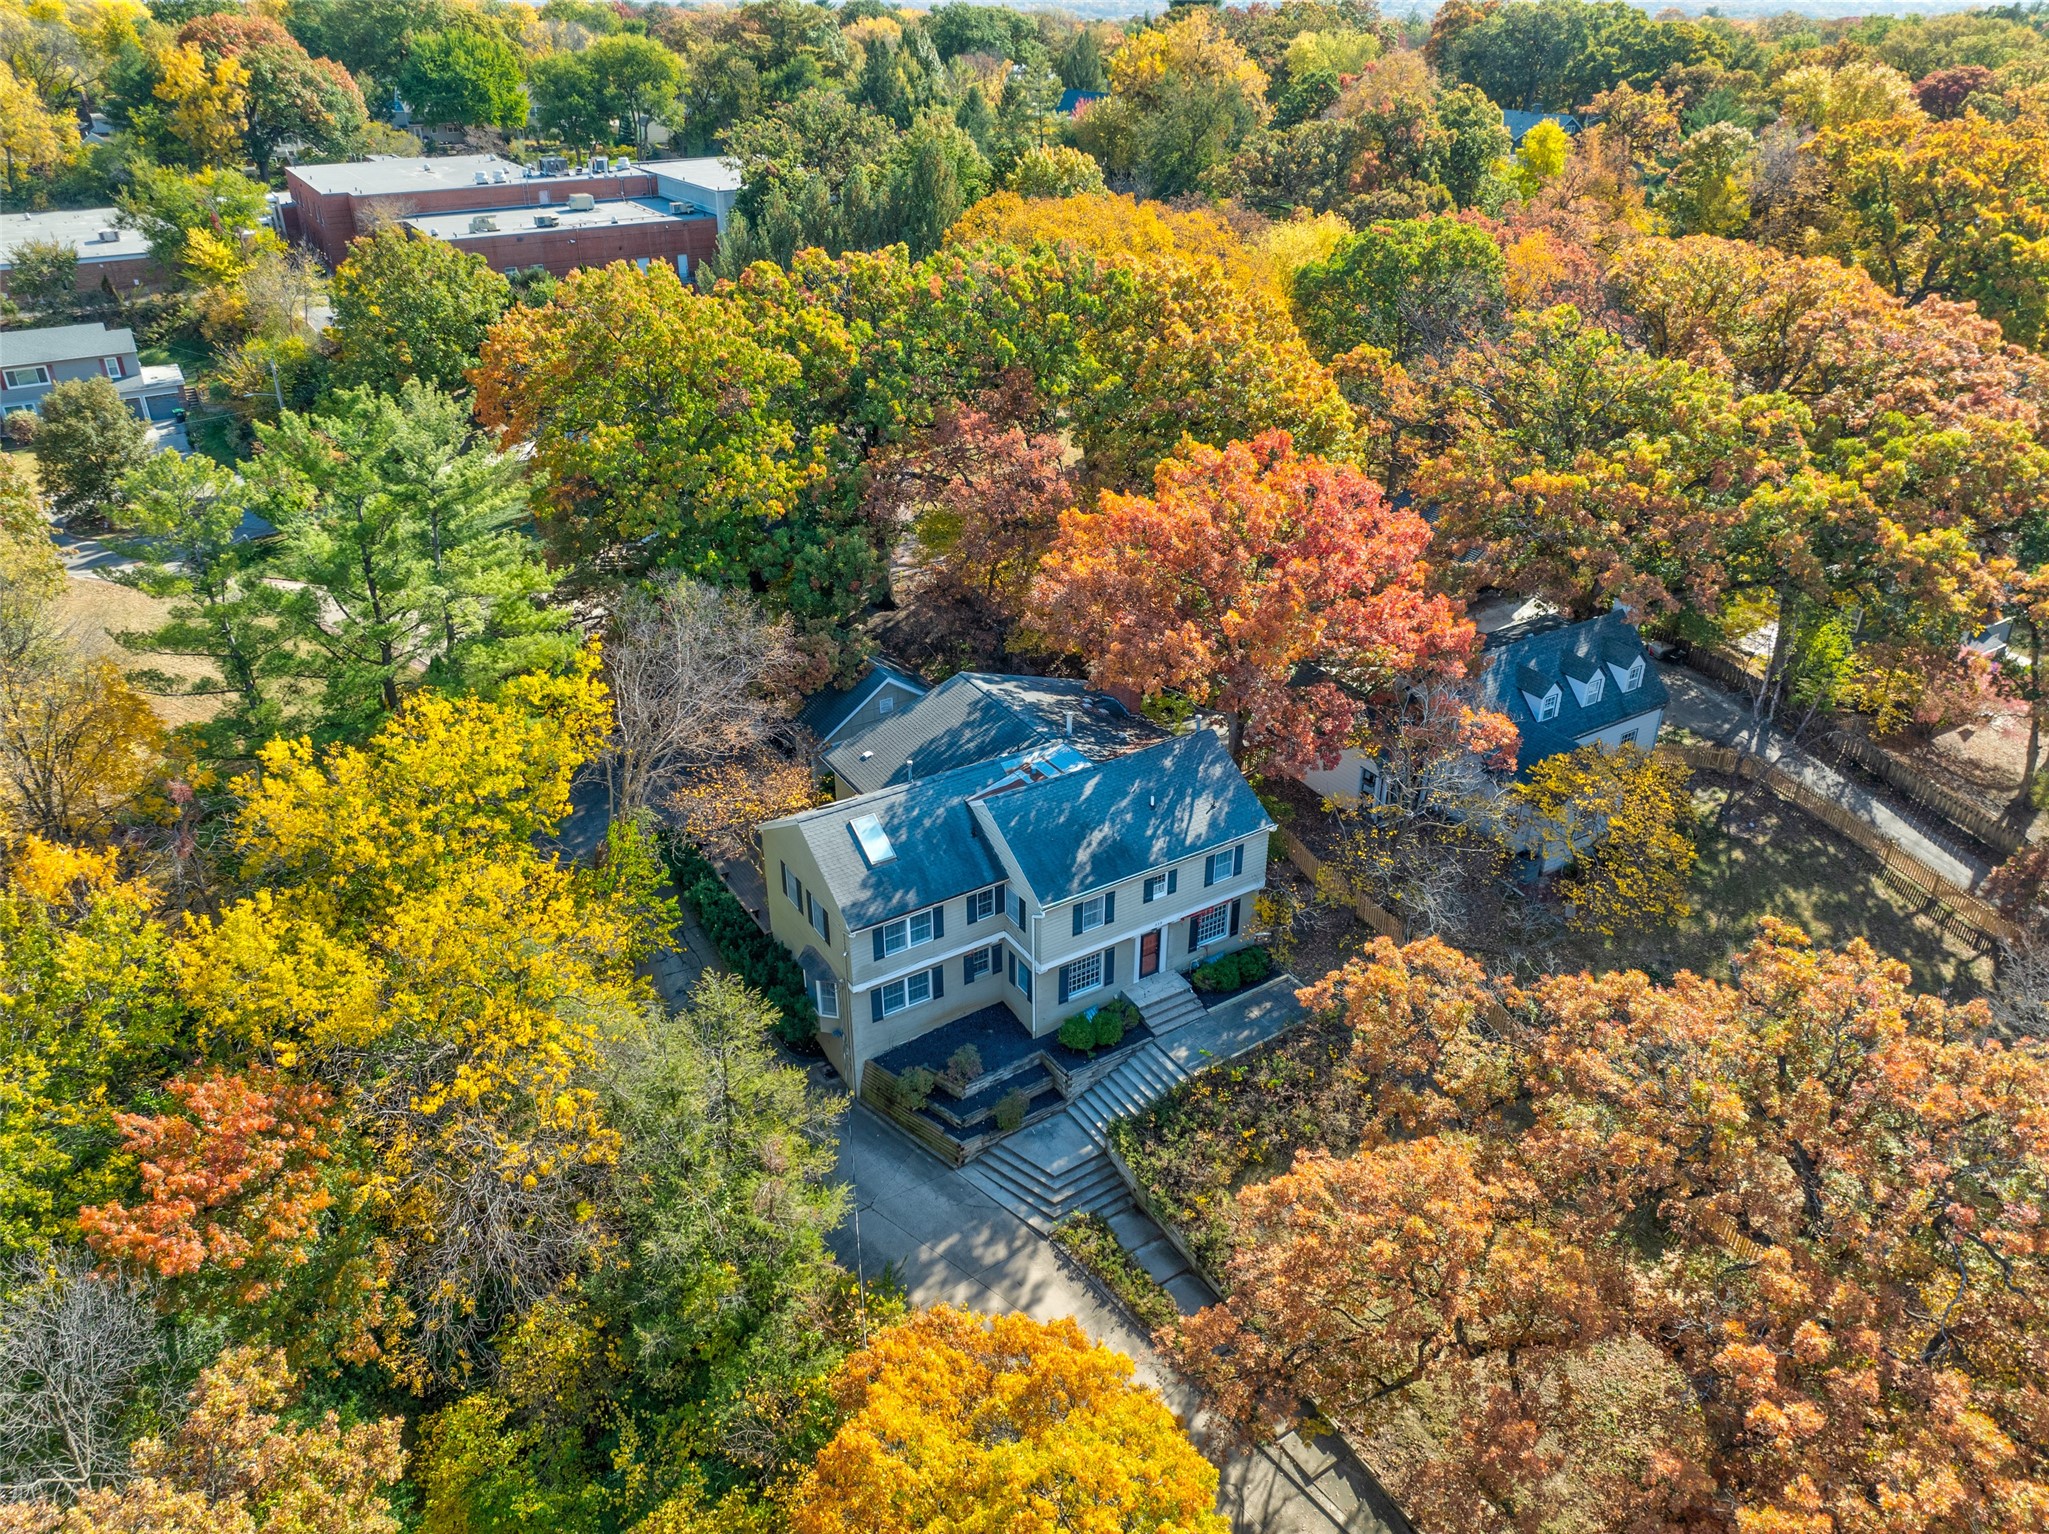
[602,574,798,819]
[0,1251,162,1500]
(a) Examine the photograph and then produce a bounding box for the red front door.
[1139,929,1161,978]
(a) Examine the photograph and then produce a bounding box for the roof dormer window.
[1567,669,1604,707]
[1521,685,1562,722]
[1620,656,1643,692]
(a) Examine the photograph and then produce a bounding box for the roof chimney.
[1063,709,1075,737]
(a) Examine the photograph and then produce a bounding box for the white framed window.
[102,356,125,379]
[1620,657,1643,691]
[3,366,50,388]
[1205,846,1241,886]
[879,907,936,956]
[964,945,994,982]
[1620,728,1639,749]
[1010,949,1033,999]
[781,863,802,907]
[1195,904,1231,946]
[1580,672,1603,704]
[808,893,830,941]
[878,693,896,714]
[1062,951,1104,998]
[879,968,934,1016]
[1143,872,1172,903]
[1536,689,1561,721]
[967,886,997,923]
[1076,894,1107,932]
[814,978,839,1019]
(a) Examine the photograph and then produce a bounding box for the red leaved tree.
[80,1067,337,1304]
[1027,431,1474,769]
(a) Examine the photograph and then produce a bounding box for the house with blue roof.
[1295,607,1668,867]
[793,659,927,761]
[759,719,1273,1094]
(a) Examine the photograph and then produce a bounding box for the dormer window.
[1621,657,1643,691]
[1521,685,1561,722]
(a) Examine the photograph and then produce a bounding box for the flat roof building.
[0,209,158,294]
[281,153,726,277]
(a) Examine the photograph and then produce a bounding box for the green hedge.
[1188,944,1273,995]
[1056,995,1140,1053]
[664,838,818,1048]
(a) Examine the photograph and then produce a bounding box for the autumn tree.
[0,842,180,1259]
[177,12,369,177]
[0,652,164,844]
[1510,741,1697,933]
[1292,216,1507,364]
[1169,924,2049,1532]
[0,1345,405,1533]
[791,1307,1228,1534]
[30,376,151,527]
[328,227,513,395]
[1029,431,1473,769]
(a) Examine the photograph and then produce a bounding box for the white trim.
[856,929,1026,990]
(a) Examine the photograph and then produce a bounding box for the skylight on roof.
[849,814,896,866]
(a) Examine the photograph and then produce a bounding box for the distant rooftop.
[636,157,743,192]
[402,197,699,240]
[0,208,150,266]
[2,321,138,367]
[288,153,643,198]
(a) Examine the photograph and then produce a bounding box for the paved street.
[831,1102,1406,1534]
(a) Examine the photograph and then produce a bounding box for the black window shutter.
[872,928,885,962]
[1103,945,1115,985]
[966,893,979,924]
[932,904,944,939]
[1188,915,1201,948]
[1104,891,1115,923]
[931,964,944,1000]
[964,954,976,985]
[1058,965,1071,1004]
[996,883,1006,913]
[870,990,884,1022]
[1072,903,1084,936]
[1015,894,1026,925]
[1229,899,1241,936]
[821,911,830,944]
[1142,879,1154,905]
[1204,857,1216,888]
[781,862,790,901]
[1167,869,1178,895]
[1233,844,1244,877]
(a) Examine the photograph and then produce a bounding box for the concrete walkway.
[1659,664,1993,888]
[833,1102,1407,1533]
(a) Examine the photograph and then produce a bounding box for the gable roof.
[3,321,136,368]
[770,756,1018,930]
[1479,609,1668,769]
[974,730,1275,908]
[826,672,1157,794]
[794,660,925,745]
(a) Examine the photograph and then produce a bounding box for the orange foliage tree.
[789,1306,1227,1534]
[1167,924,2049,1533]
[1029,430,1474,769]
[79,1066,337,1304]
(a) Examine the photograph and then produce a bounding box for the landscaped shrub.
[663,837,818,1048]
[1060,996,1141,1053]
[1189,945,1273,994]
[1058,1014,1098,1051]
[942,1045,984,1093]
[895,1066,938,1111]
[993,1089,1030,1132]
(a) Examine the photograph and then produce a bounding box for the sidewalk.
[1658,665,1993,889]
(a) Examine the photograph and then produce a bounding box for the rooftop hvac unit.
[590,155,608,173]
[474,171,489,184]
[533,213,560,228]
[468,215,499,233]
[566,192,595,212]
[538,155,568,175]
[96,229,121,243]
[491,169,507,183]
[668,201,702,217]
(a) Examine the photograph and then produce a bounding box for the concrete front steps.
[961,972,1259,1233]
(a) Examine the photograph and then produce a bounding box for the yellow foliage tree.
[0,59,77,194]
[1510,742,1697,935]
[0,655,165,844]
[789,1306,1229,1534]
[153,40,248,168]
[948,190,1280,300]
[173,647,670,1383]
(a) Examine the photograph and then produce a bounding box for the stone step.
[963,1147,1130,1230]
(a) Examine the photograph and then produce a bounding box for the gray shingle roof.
[826,672,1157,794]
[770,756,1017,930]
[1479,610,1668,769]
[975,730,1274,907]
[3,321,136,368]
[795,660,924,745]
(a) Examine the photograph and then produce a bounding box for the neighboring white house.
[760,723,1274,1093]
[0,322,186,422]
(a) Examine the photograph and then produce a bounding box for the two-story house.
[0,322,186,423]
[760,727,1273,1091]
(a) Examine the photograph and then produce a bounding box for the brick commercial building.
[0,208,159,295]
[280,153,734,278]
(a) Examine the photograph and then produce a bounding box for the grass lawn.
[185,411,245,466]
[1540,778,1994,1000]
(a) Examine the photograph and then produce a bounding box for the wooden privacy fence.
[1276,827,1407,943]
[1661,743,2020,947]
